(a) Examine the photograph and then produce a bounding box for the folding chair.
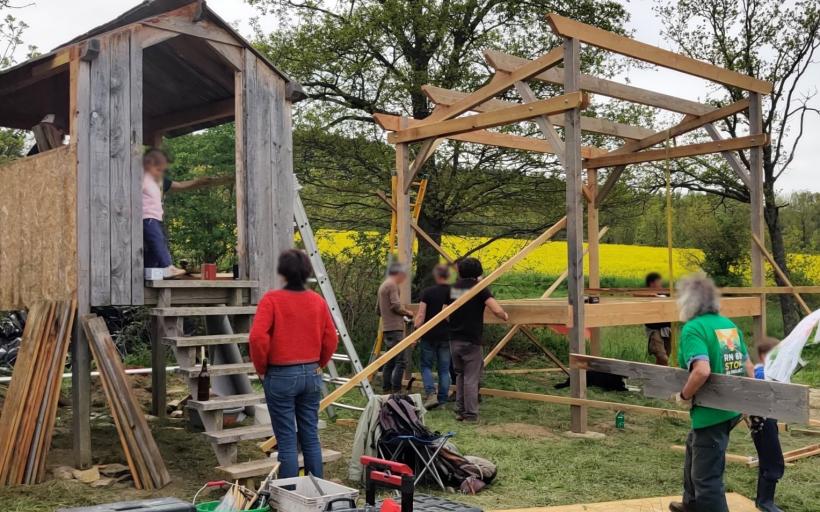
[378,431,455,491]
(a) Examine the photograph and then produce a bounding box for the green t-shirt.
[678,313,748,429]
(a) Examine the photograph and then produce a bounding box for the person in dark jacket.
[249,249,338,478]
[750,338,785,512]
[645,272,672,365]
[414,264,453,409]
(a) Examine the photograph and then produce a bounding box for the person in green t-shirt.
[668,274,755,512]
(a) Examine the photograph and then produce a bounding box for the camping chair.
[378,431,455,491]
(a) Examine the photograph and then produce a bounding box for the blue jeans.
[263,363,324,478]
[420,339,451,404]
[143,218,172,268]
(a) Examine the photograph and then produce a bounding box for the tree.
[248,0,632,292]
[0,1,32,162]
[655,0,820,331]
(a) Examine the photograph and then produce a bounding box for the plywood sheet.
[492,492,757,512]
[0,146,77,309]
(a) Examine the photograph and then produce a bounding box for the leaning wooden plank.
[315,216,567,414]
[479,388,689,420]
[584,135,769,169]
[751,234,812,315]
[570,354,810,424]
[423,84,655,140]
[484,50,715,116]
[388,93,587,144]
[374,112,606,157]
[608,99,751,156]
[82,315,171,488]
[417,47,564,126]
[546,13,773,94]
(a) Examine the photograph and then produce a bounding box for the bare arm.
[485,297,509,322]
[414,302,427,329]
[168,175,232,193]
[745,357,755,378]
[681,359,711,400]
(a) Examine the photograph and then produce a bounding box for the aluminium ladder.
[293,185,374,414]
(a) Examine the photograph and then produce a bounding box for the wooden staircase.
[146,279,340,480]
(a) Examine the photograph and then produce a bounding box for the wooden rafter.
[484,50,714,115]
[547,13,773,94]
[415,47,564,127]
[608,98,751,156]
[584,134,769,169]
[387,92,587,144]
[374,113,606,158]
[146,98,234,136]
[422,84,655,140]
[704,123,753,189]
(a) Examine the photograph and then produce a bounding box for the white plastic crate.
[268,476,358,512]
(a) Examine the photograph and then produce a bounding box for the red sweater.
[248,289,338,376]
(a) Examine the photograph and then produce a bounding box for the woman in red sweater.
[249,249,338,478]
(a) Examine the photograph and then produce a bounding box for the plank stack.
[0,300,76,486]
[82,314,171,489]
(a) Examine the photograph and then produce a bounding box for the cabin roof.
[0,0,301,136]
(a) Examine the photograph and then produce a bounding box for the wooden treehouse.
[316,13,813,434]
[0,0,308,479]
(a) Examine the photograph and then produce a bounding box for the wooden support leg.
[587,168,601,357]
[395,122,413,303]
[564,36,587,433]
[150,289,177,418]
[71,305,92,468]
[749,93,766,345]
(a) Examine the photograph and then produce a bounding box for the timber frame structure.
[322,13,787,434]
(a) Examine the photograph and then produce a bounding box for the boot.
[668,502,695,512]
[756,478,784,512]
[423,393,440,410]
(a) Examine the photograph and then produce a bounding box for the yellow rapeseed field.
[314,230,820,282]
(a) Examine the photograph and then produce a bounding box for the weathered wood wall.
[80,31,144,307]
[239,51,294,302]
[0,146,77,309]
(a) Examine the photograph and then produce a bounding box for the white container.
[144,268,165,280]
[268,476,358,512]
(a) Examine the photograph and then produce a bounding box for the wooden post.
[395,118,413,302]
[235,51,248,280]
[564,36,587,433]
[587,168,601,356]
[749,92,766,345]
[70,49,93,468]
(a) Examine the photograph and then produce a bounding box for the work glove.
[748,415,766,435]
[670,392,692,409]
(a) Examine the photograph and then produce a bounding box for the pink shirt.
[142,173,164,221]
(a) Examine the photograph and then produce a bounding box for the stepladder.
[293,184,374,414]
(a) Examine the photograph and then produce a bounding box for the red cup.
[202,263,217,280]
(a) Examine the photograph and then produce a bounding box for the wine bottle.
[197,358,210,401]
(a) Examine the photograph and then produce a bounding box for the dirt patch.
[484,422,557,439]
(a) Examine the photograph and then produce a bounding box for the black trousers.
[752,418,785,483]
[682,417,740,512]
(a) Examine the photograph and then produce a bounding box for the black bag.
[378,395,433,439]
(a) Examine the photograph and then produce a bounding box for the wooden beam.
[484,50,715,115]
[608,99,751,156]
[584,134,769,169]
[395,121,413,302]
[721,286,820,295]
[422,84,655,140]
[546,13,773,94]
[316,216,567,411]
[0,49,70,97]
[479,388,689,420]
[374,112,605,158]
[704,123,752,189]
[146,98,234,136]
[206,41,244,71]
[416,47,564,126]
[749,93,766,344]
[135,26,179,48]
[564,36,587,434]
[751,234,812,315]
[587,167,601,356]
[594,166,625,208]
[404,138,440,191]
[515,81,565,165]
[141,15,241,47]
[520,326,569,375]
[387,92,587,144]
[570,354,810,424]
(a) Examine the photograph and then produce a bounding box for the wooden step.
[146,280,259,288]
[165,333,249,347]
[189,393,265,411]
[204,424,273,444]
[216,449,342,480]
[150,306,257,317]
[178,363,255,378]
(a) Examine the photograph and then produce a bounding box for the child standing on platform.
[142,149,186,278]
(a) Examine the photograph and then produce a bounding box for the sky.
[10,0,819,193]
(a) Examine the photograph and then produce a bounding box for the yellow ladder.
[370,177,428,370]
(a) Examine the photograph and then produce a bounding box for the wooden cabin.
[0,0,303,311]
[0,0,303,467]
